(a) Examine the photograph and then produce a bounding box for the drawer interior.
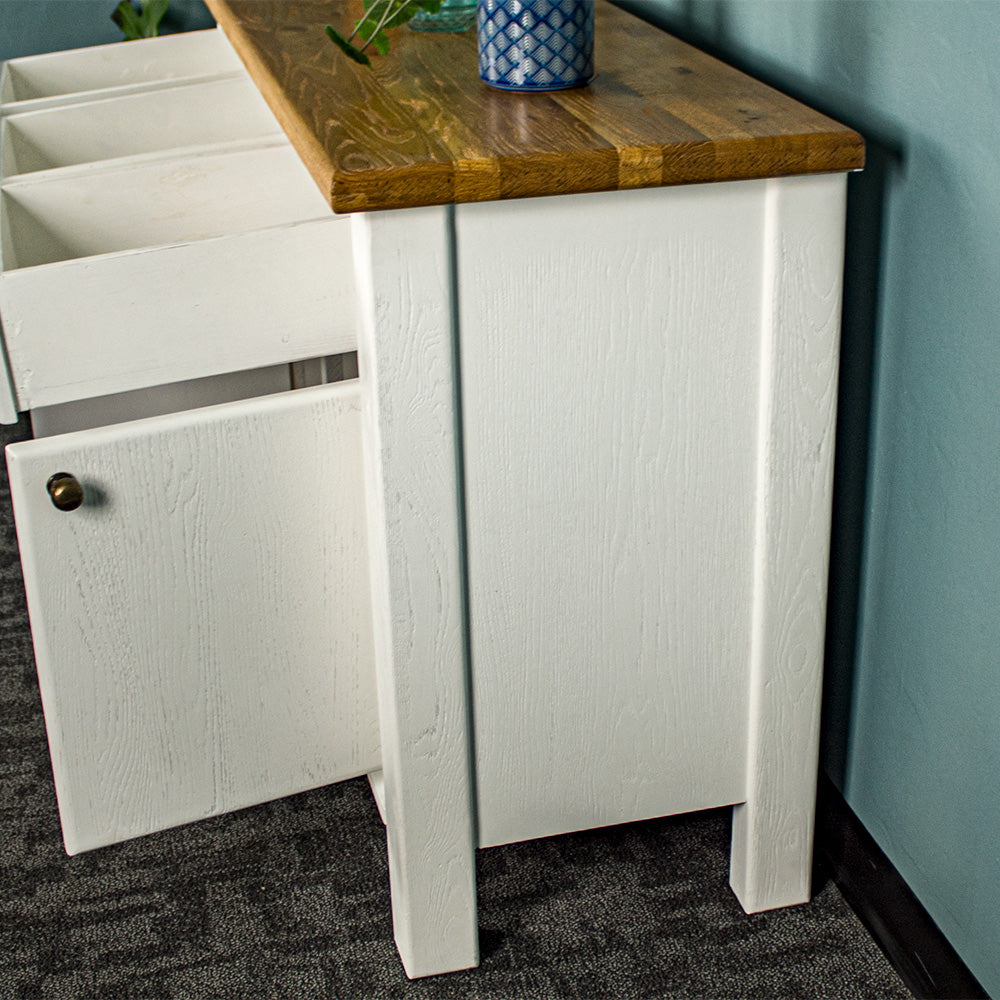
[1,77,285,180]
[1,143,332,271]
[29,353,358,437]
[0,30,243,111]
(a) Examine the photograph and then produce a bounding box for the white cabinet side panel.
[6,382,379,854]
[730,173,847,912]
[457,183,766,848]
[354,207,478,978]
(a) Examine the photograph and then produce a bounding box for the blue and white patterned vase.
[478,0,594,92]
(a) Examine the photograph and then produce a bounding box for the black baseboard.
[816,774,990,1000]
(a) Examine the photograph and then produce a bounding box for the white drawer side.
[1,30,244,116]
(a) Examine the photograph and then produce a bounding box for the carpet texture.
[0,415,912,999]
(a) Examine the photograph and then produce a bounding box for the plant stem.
[347,0,408,52]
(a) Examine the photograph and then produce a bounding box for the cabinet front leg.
[730,174,847,913]
[353,207,479,978]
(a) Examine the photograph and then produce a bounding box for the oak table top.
[206,0,864,213]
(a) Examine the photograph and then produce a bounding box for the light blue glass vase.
[410,0,477,32]
[478,0,594,92]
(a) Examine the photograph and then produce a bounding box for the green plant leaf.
[111,0,170,40]
[328,0,444,65]
[143,0,170,32]
[382,0,445,29]
[357,1,439,41]
[381,2,427,30]
[370,29,391,55]
[355,15,384,40]
[324,25,373,66]
[111,1,141,38]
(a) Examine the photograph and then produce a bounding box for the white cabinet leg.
[730,174,848,912]
[353,207,479,978]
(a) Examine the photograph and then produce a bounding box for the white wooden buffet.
[0,2,864,979]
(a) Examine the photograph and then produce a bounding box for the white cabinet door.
[6,381,378,854]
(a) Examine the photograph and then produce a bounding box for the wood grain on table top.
[206,0,864,213]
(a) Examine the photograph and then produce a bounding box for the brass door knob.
[46,473,84,511]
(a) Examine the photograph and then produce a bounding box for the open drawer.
[1,76,286,180]
[6,379,379,854]
[0,143,357,413]
[0,29,246,116]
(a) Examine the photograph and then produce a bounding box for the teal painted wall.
[3,0,997,992]
[616,1,1000,993]
[0,1,213,63]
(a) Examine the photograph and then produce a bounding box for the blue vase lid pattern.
[478,0,594,91]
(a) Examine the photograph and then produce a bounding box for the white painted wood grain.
[2,144,328,267]
[0,145,357,410]
[367,770,388,825]
[354,206,478,978]
[0,339,15,423]
[0,30,244,116]
[457,183,768,848]
[6,381,379,854]
[0,76,284,180]
[729,173,846,913]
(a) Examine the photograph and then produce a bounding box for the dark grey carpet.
[0,415,911,999]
